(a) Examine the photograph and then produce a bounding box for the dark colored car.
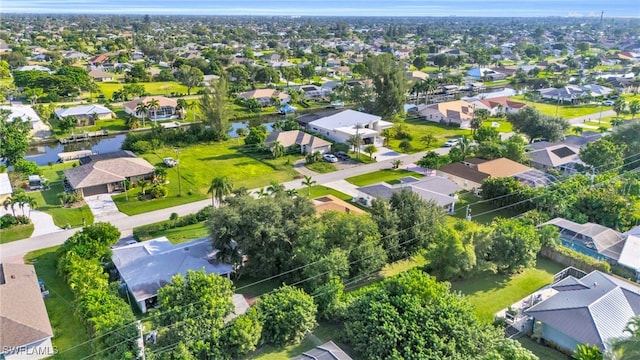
[335,151,351,160]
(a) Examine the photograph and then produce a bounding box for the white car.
[602,100,614,106]
[443,139,460,147]
[323,154,339,163]
[163,157,177,167]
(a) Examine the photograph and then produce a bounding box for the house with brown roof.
[437,158,533,191]
[313,195,365,216]
[237,89,290,107]
[418,100,475,128]
[472,96,527,116]
[527,144,582,174]
[265,130,332,155]
[123,96,179,120]
[0,263,54,360]
[64,151,154,197]
[88,68,114,82]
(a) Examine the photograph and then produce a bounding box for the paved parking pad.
[84,194,127,220]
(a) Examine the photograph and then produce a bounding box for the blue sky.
[2,0,639,17]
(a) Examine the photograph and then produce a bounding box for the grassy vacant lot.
[451,257,564,323]
[113,139,299,215]
[510,95,601,119]
[388,117,472,153]
[25,247,92,360]
[0,223,34,243]
[451,192,519,224]
[29,163,94,228]
[97,81,194,100]
[345,169,425,187]
[305,162,337,173]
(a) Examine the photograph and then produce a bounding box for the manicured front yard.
[25,246,92,360]
[0,223,34,243]
[345,169,425,187]
[450,257,564,323]
[387,117,472,153]
[113,139,300,215]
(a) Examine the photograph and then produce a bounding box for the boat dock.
[57,150,96,162]
[59,130,108,144]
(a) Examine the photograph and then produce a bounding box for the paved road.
[568,109,615,125]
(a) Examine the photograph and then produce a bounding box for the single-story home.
[406,70,429,81]
[538,84,612,103]
[0,263,55,360]
[437,158,532,191]
[306,109,392,147]
[124,96,179,120]
[266,130,332,155]
[356,176,462,213]
[88,68,114,82]
[472,96,527,116]
[292,341,353,360]
[0,105,42,130]
[299,85,330,99]
[313,195,365,216]
[0,172,13,202]
[418,100,475,128]
[64,150,154,197]
[524,270,640,353]
[527,144,582,174]
[14,65,52,73]
[112,237,237,313]
[237,89,290,107]
[55,105,115,126]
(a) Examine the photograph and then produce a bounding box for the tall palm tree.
[573,126,584,135]
[285,189,298,198]
[176,98,187,119]
[471,108,490,135]
[26,196,37,218]
[135,102,149,128]
[456,136,474,159]
[147,98,160,122]
[423,78,438,105]
[301,175,316,196]
[364,144,378,160]
[207,176,233,207]
[3,197,15,216]
[271,140,285,159]
[137,179,150,196]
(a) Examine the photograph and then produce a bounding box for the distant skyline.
[2,0,640,18]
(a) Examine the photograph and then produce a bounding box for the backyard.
[345,168,425,186]
[509,95,602,119]
[387,117,472,153]
[97,81,194,100]
[113,138,300,215]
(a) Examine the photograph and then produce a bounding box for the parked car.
[335,151,350,160]
[163,157,177,167]
[323,154,339,163]
[443,139,460,147]
[602,100,614,106]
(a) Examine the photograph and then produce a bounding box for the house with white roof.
[55,105,114,126]
[0,105,50,138]
[306,109,392,147]
[0,172,13,202]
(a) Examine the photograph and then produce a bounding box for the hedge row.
[539,245,611,273]
[133,206,212,241]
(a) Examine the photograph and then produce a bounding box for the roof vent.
[593,282,597,287]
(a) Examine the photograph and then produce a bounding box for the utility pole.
[465,205,472,221]
[174,148,182,196]
[137,320,146,360]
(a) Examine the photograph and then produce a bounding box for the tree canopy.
[364,53,408,118]
[507,107,569,143]
[0,110,31,166]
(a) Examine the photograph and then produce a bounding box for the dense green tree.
[199,78,231,141]
[126,62,150,82]
[220,308,263,358]
[482,338,539,360]
[364,53,408,118]
[425,226,476,280]
[254,66,279,84]
[507,107,569,143]
[503,135,528,164]
[613,98,627,119]
[175,64,204,95]
[412,55,428,70]
[570,188,635,231]
[475,126,501,143]
[57,222,120,263]
[280,66,301,87]
[0,111,31,166]
[488,218,541,274]
[257,285,317,346]
[579,138,626,173]
[417,151,450,169]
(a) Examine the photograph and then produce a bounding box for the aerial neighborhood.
[2,9,640,360]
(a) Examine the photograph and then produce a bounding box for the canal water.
[26,121,275,165]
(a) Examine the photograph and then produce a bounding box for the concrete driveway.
[84,194,127,220]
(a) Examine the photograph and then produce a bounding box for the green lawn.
[97,81,195,100]
[248,323,347,360]
[509,96,601,119]
[307,185,352,200]
[451,258,564,323]
[113,139,299,215]
[345,169,424,187]
[518,336,570,360]
[388,117,472,153]
[305,162,337,173]
[0,223,34,243]
[484,119,513,133]
[137,222,209,244]
[25,247,93,359]
[29,163,94,228]
[451,192,519,224]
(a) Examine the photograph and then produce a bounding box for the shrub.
[149,185,168,199]
[130,140,153,154]
[0,214,18,229]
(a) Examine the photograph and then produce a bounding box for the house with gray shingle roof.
[265,130,332,155]
[524,270,640,352]
[291,341,352,360]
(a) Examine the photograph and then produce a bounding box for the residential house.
[112,237,238,313]
[406,70,430,81]
[312,195,365,216]
[0,172,12,202]
[418,100,475,128]
[15,65,52,73]
[356,176,462,213]
[292,341,353,360]
[527,144,582,174]
[64,150,155,197]
[437,158,534,191]
[538,84,612,103]
[265,130,332,155]
[305,109,392,147]
[237,89,290,107]
[88,68,114,82]
[472,96,527,116]
[0,263,55,360]
[88,54,110,66]
[55,105,115,126]
[524,270,640,352]
[124,96,179,120]
[299,85,330,99]
[0,105,50,138]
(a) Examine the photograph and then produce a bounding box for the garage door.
[82,184,109,197]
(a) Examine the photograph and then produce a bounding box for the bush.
[0,214,18,229]
[148,185,168,199]
[130,140,153,154]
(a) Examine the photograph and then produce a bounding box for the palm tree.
[392,159,403,169]
[255,188,269,198]
[26,196,37,218]
[301,175,316,196]
[3,197,15,216]
[606,316,640,360]
[347,134,362,153]
[207,176,233,207]
[364,144,378,160]
[471,108,490,135]
[137,179,150,196]
[610,118,624,128]
[147,98,160,122]
[271,140,285,159]
[285,189,298,198]
[266,181,285,196]
[572,126,584,135]
[176,98,187,119]
[154,168,168,185]
[423,78,438,105]
[187,100,198,122]
[598,126,609,133]
[420,133,437,148]
[629,100,640,120]
[135,102,149,128]
[455,136,474,159]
